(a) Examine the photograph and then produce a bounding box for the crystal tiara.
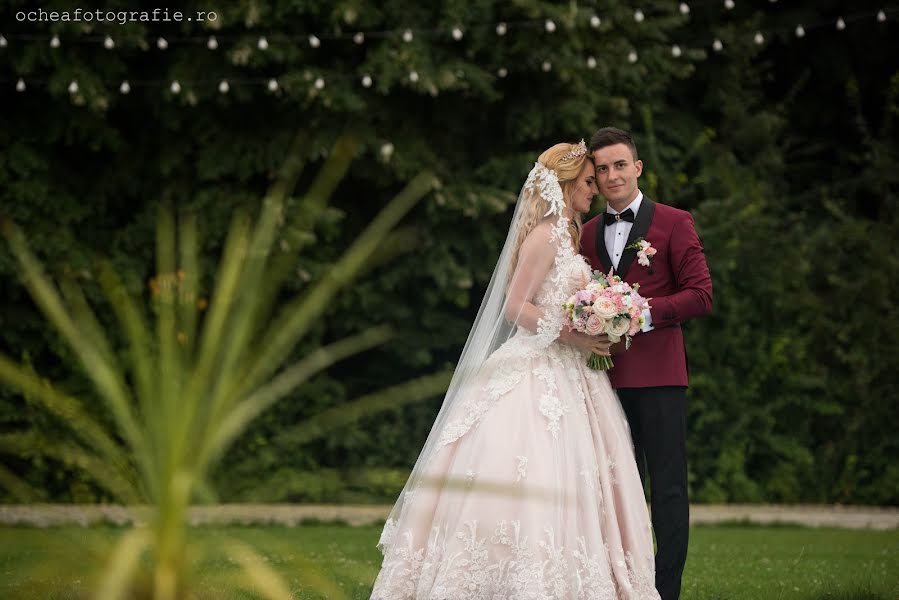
[560,139,588,162]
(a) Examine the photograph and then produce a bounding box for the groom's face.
[593,143,643,209]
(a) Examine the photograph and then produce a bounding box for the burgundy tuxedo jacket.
[580,198,713,388]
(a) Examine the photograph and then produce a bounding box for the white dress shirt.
[604,191,654,332]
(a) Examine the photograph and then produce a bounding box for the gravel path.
[1,503,896,529]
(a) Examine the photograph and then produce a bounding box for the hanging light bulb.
[207,36,218,50]
[634,10,645,23]
[754,31,764,44]
[361,74,372,87]
[628,50,638,63]
[267,78,279,92]
[586,56,597,68]
[68,80,79,94]
[877,10,886,22]
[836,17,846,30]
[353,32,364,44]
[50,34,60,48]
[590,15,601,28]
[497,67,508,78]
[545,19,556,33]
[724,0,735,9]
[452,26,463,40]
[314,77,325,90]
[408,70,419,82]
[542,60,552,72]
[157,37,168,50]
[170,80,181,94]
[679,3,690,15]
[309,34,321,48]
[257,36,269,50]
[795,25,805,38]
[402,29,413,42]
[218,80,229,94]
[496,22,507,36]
[671,45,682,57]
[104,36,115,49]
[712,39,723,52]
[16,78,25,92]
[119,81,130,94]
[0,35,7,48]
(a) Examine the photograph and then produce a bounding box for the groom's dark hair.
[589,127,639,161]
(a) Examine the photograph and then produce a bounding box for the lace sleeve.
[504,219,568,347]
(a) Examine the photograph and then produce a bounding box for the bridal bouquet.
[562,270,651,370]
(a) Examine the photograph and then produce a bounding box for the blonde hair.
[510,142,589,273]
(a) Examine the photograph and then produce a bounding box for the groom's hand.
[609,339,627,355]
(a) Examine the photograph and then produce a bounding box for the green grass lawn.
[0,523,896,599]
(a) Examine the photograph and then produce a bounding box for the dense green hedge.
[1,1,896,505]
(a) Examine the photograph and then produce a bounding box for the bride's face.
[569,158,599,214]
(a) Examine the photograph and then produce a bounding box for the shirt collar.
[607,190,643,215]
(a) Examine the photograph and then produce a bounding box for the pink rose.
[585,314,604,335]
[605,316,630,339]
[593,296,618,320]
[628,316,642,336]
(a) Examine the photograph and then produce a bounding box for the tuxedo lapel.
[616,198,656,279]
[593,220,614,273]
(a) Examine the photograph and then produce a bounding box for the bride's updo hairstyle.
[511,141,590,272]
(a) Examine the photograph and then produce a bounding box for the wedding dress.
[371,161,660,600]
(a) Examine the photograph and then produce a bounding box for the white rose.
[593,296,618,319]
[605,316,631,339]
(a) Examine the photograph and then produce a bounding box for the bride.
[371,141,660,600]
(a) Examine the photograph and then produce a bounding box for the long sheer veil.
[380,157,578,545]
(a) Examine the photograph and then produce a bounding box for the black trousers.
[617,386,689,600]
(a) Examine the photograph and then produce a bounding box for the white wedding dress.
[371,215,660,600]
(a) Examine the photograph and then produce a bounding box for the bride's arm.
[504,225,611,354]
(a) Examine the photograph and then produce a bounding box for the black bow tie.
[603,209,635,226]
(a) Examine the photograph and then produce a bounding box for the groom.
[581,127,712,600]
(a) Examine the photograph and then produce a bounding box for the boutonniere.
[627,237,657,269]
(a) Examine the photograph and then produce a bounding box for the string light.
[545,20,556,33]
[754,31,764,44]
[218,80,229,93]
[0,34,7,48]
[309,34,320,48]
[724,0,735,10]
[590,15,601,28]
[16,78,25,92]
[380,143,394,161]
[157,37,168,50]
[452,26,463,40]
[679,3,691,15]
[402,29,413,42]
[361,74,372,87]
[103,36,115,50]
[628,50,638,63]
[586,56,597,68]
[50,34,60,48]
[408,70,419,82]
[634,10,645,23]
[170,80,181,94]
[877,10,887,22]
[497,67,508,78]
[267,78,279,92]
[836,17,846,30]
[671,45,682,57]
[119,81,130,94]
[712,39,723,52]
[353,32,364,44]
[314,77,325,90]
[496,22,507,36]
[795,25,806,38]
[68,80,78,94]
[257,36,269,50]
[541,60,552,72]
[207,36,218,50]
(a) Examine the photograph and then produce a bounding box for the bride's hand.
[563,331,612,356]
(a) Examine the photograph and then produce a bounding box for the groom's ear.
[635,159,643,177]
